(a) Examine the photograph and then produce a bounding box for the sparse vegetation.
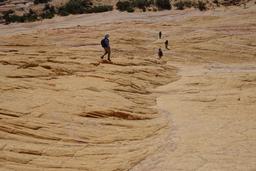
[155,0,171,10]
[116,0,171,12]
[40,4,55,19]
[3,9,38,23]
[174,0,207,11]
[174,0,192,10]
[86,5,113,13]
[2,0,113,23]
[127,7,135,12]
[1,0,220,24]
[134,0,153,9]
[58,0,112,15]
[213,0,220,6]
[174,1,185,9]
[34,0,51,4]
[58,0,91,15]
[197,1,207,11]
[116,1,134,12]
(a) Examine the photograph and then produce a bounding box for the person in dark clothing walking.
[101,34,111,61]
[165,40,169,49]
[159,31,162,39]
[158,48,163,59]
[165,40,169,50]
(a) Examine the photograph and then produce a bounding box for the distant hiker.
[159,31,162,39]
[165,40,169,49]
[101,34,111,61]
[158,48,163,59]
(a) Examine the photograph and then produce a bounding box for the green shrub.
[44,4,55,12]
[58,0,90,15]
[58,0,113,15]
[86,5,113,13]
[134,0,150,9]
[197,1,206,11]
[34,0,51,4]
[58,8,69,16]
[41,4,55,19]
[183,0,192,7]
[174,1,184,10]
[25,9,38,22]
[174,0,207,11]
[3,9,38,23]
[41,10,54,19]
[155,0,171,10]
[174,0,192,10]
[4,14,24,23]
[127,6,135,12]
[2,9,14,16]
[213,0,219,6]
[116,1,134,11]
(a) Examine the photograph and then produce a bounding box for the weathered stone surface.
[0,5,256,171]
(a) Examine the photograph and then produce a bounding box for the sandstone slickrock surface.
[1,5,256,171]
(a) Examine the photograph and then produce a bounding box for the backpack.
[101,38,107,48]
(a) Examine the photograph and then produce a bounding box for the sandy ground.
[0,5,256,171]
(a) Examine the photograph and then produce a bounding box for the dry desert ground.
[0,4,256,171]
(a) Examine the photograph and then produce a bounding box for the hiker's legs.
[101,48,108,59]
[106,47,111,61]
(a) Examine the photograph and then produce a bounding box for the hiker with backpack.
[101,34,111,61]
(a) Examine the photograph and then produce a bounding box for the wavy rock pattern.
[1,5,256,171]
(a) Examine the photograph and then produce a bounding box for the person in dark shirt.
[159,31,162,39]
[101,34,111,61]
[165,40,169,50]
[158,48,163,59]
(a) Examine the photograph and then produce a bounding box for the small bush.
[116,1,134,12]
[58,8,69,16]
[44,4,55,12]
[3,9,38,23]
[34,0,51,4]
[174,1,184,10]
[58,0,90,15]
[4,14,24,23]
[155,0,171,10]
[183,0,192,8]
[41,11,54,19]
[41,10,54,18]
[25,9,38,22]
[41,4,55,19]
[197,1,206,11]
[134,0,151,9]
[213,0,219,6]
[2,9,14,16]
[127,6,135,12]
[174,0,192,10]
[86,5,113,13]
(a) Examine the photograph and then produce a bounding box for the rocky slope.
[0,4,256,171]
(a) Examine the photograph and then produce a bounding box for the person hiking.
[158,48,163,59]
[101,34,111,61]
[159,31,162,39]
[165,40,169,50]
